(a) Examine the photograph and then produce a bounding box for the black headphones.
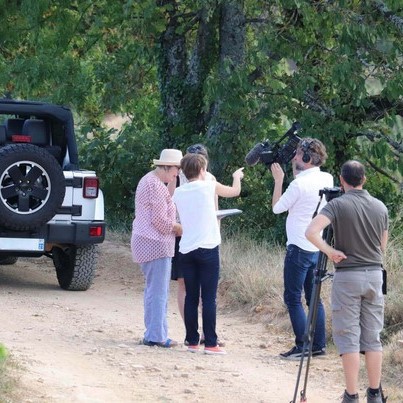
[301,140,313,163]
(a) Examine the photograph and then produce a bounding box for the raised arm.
[215,167,244,198]
[270,163,284,208]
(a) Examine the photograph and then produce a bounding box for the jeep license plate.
[0,238,45,252]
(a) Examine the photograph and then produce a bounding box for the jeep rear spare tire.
[53,245,98,291]
[0,144,66,230]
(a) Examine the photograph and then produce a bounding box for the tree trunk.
[185,7,217,135]
[206,0,245,173]
[158,0,187,147]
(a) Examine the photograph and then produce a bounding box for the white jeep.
[0,99,105,290]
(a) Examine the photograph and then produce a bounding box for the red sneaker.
[187,345,199,353]
[204,346,227,355]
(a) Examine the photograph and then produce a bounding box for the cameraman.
[270,137,333,360]
[305,160,388,403]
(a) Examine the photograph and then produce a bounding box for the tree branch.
[302,90,335,118]
[357,130,403,155]
[363,96,403,120]
[364,157,400,184]
[373,1,403,34]
[244,18,269,24]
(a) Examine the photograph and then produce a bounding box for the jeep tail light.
[83,177,99,199]
[89,226,103,237]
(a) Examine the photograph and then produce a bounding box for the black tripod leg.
[300,276,323,400]
[291,226,333,403]
[291,273,323,402]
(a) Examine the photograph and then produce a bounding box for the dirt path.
[0,237,346,402]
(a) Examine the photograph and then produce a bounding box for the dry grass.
[219,234,284,308]
[218,224,403,395]
[382,222,403,398]
[219,232,333,335]
[383,224,403,337]
[383,330,403,390]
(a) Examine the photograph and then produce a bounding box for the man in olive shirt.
[306,160,388,403]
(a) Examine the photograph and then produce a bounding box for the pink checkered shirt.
[131,171,176,264]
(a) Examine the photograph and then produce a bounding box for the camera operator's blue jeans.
[283,244,326,350]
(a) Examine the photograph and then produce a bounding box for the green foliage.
[218,165,287,244]
[0,343,7,362]
[77,96,163,228]
[0,0,401,233]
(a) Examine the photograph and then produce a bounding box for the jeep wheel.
[0,144,66,231]
[0,256,18,265]
[53,245,98,291]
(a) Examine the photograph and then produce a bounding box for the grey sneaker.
[366,388,383,403]
[341,390,359,403]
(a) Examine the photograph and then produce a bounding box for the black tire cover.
[0,143,66,230]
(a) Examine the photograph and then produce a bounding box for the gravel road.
[0,238,345,402]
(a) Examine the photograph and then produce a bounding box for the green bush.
[0,343,7,362]
[0,343,9,395]
[76,112,402,240]
[77,123,163,229]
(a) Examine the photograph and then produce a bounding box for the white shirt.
[179,170,214,185]
[273,167,333,251]
[173,180,220,254]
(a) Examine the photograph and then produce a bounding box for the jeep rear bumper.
[0,221,106,254]
[47,221,106,244]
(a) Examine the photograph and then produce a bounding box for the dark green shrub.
[77,123,162,229]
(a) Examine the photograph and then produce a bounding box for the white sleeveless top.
[172,180,220,254]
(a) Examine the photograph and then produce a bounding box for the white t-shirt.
[273,167,334,251]
[173,180,220,254]
[178,170,215,185]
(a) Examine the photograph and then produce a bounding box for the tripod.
[290,185,387,402]
[291,224,333,403]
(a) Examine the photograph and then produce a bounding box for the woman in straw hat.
[131,149,183,348]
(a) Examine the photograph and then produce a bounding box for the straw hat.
[153,149,183,166]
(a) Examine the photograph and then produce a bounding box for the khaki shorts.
[331,269,384,355]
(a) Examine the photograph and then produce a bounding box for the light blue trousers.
[140,257,172,343]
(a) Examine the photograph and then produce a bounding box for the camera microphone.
[285,121,301,136]
[245,142,265,166]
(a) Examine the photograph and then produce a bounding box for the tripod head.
[319,187,343,202]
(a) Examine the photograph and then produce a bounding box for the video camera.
[245,122,302,168]
[319,187,343,202]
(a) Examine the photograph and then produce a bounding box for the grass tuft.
[220,233,284,309]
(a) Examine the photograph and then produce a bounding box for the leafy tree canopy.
[0,0,401,235]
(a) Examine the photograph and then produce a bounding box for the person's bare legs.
[365,351,382,389]
[341,352,360,395]
[177,278,186,322]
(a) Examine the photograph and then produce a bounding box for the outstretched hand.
[233,167,244,180]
